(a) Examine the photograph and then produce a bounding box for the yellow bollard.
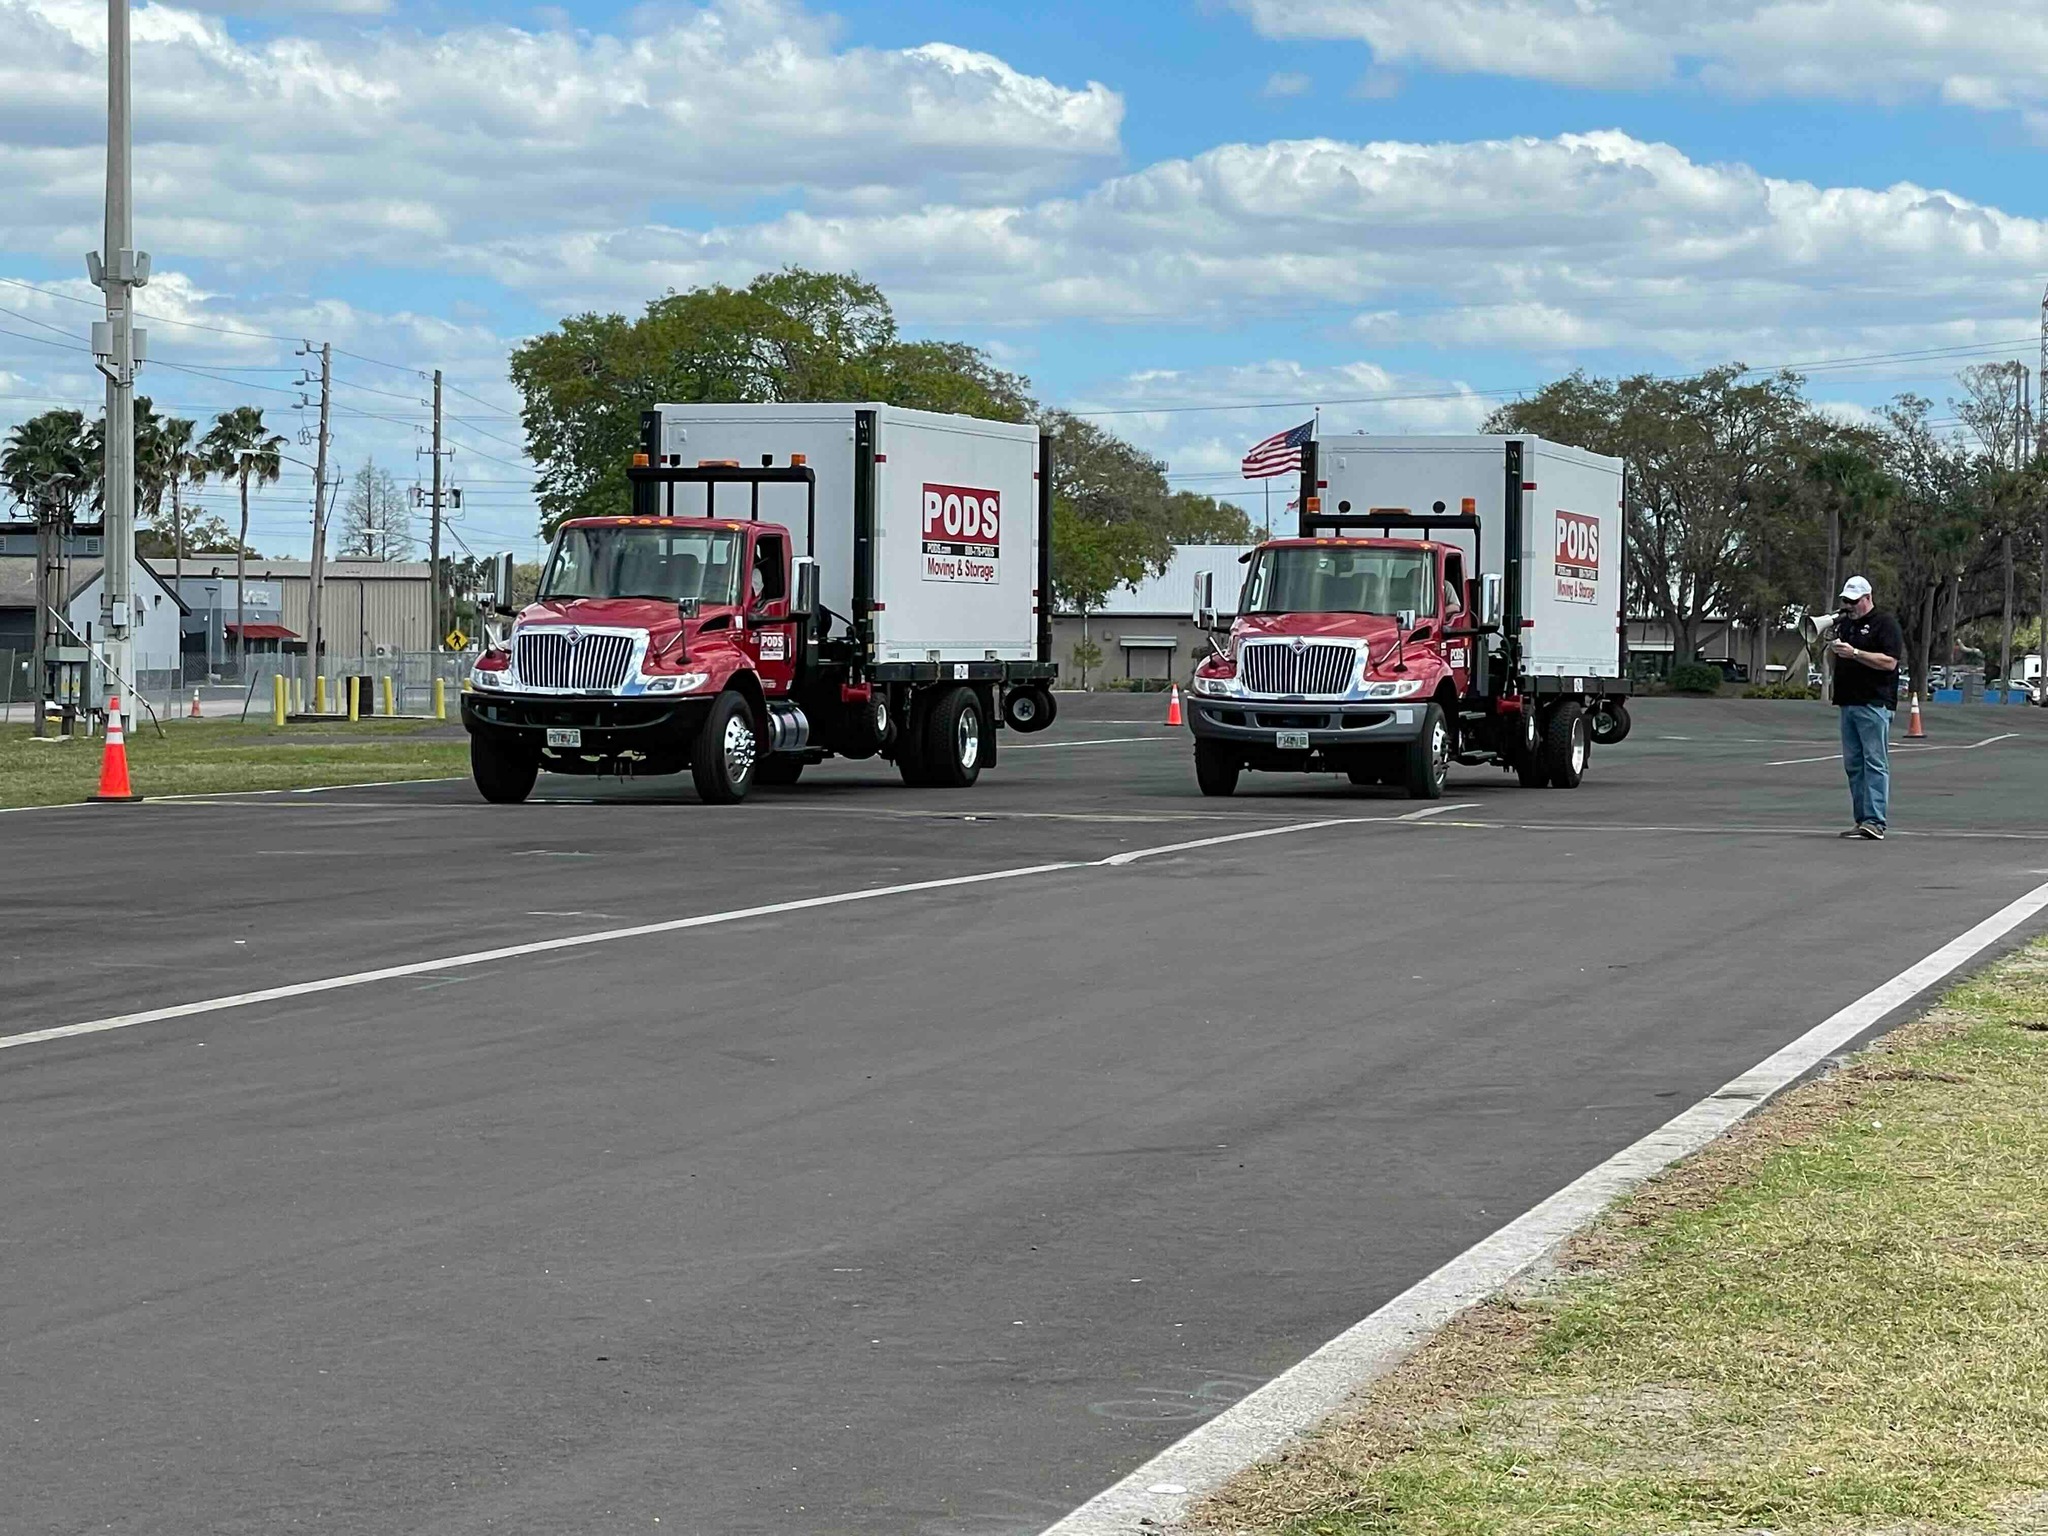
[382,675,395,716]
[315,674,328,715]
[346,675,360,723]
[273,672,287,727]
[435,677,448,720]
[294,675,304,714]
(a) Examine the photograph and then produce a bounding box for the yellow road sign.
[445,629,469,650]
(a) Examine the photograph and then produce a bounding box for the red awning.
[223,622,299,640]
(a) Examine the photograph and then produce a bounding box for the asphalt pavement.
[3,694,2046,1535]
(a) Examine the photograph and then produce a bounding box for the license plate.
[546,727,581,748]
[1274,730,1310,751]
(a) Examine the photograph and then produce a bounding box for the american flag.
[1241,420,1314,479]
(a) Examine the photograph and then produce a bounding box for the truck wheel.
[1589,699,1632,745]
[1003,685,1056,733]
[1194,741,1240,797]
[470,734,538,804]
[757,757,804,786]
[691,690,761,804]
[1403,703,1451,800]
[923,686,985,788]
[1542,701,1590,789]
[1514,705,1550,787]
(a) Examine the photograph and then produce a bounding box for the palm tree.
[3,409,97,736]
[200,406,284,669]
[135,402,205,592]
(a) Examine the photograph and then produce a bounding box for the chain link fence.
[2,647,475,724]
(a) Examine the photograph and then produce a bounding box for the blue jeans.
[1839,703,1892,828]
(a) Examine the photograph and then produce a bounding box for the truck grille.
[1238,640,1355,697]
[515,630,636,692]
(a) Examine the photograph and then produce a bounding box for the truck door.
[1441,550,1472,693]
[746,530,798,695]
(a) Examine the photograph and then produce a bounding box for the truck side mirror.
[1480,574,1503,627]
[791,556,820,619]
[1397,608,1417,633]
[1193,570,1217,630]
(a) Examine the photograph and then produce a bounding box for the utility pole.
[430,368,444,648]
[302,342,332,704]
[88,0,148,726]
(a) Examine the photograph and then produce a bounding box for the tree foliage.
[511,268,1033,532]
[338,459,412,560]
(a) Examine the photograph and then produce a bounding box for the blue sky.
[3,0,2045,556]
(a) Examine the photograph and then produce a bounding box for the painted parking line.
[1007,735,1178,749]
[1767,731,2017,766]
[0,815,1410,1056]
[1040,874,2048,1534]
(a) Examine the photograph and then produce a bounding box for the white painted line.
[1039,876,2048,1535]
[0,815,1377,1054]
[0,776,468,814]
[1007,735,1177,750]
[1098,818,1365,867]
[0,862,1077,1054]
[1397,802,1480,821]
[1767,731,2017,766]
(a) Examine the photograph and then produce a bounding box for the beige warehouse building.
[173,560,436,666]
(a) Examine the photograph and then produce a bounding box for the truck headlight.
[647,672,711,694]
[1360,678,1426,699]
[1192,673,1238,697]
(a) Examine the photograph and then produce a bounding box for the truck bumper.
[462,691,713,774]
[1186,695,1430,752]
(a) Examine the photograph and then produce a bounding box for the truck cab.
[465,513,818,802]
[1189,536,1475,798]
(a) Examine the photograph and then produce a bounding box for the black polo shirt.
[1834,609,1903,709]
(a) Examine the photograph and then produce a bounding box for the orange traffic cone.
[1166,683,1184,727]
[188,688,202,719]
[1906,692,1925,738]
[90,695,140,803]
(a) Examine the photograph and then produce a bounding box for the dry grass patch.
[1196,945,2048,1536]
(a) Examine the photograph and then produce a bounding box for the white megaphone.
[1798,611,1841,650]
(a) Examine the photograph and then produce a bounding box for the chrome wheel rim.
[1431,717,1450,783]
[957,708,981,769]
[1570,720,1587,775]
[723,712,757,781]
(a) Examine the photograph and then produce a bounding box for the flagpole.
[1263,478,1270,538]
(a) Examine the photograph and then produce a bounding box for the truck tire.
[470,734,538,804]
[1003,685,1057,733]
[1514,704,1550,787]
[1541,701,1590,789]
[691,690,761,804]
[1589,698,1632,745]
[1403,703,1451,799]
[923,685,985,788]
[757,757,804,786]
[1194,741,1240,797]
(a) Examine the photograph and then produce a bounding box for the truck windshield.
[539,525,743,605]
[1244,546,1436,617]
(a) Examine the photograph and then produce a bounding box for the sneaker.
[1856,822,1884,840]
[1839,827,1865,838]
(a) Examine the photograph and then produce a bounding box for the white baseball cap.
[1839,575,1872,601]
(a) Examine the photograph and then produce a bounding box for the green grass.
[1202,945,2048,1536]
[0,717,470,808]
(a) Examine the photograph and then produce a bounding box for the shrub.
[1743,682,1822,700]
[1669,661,1725,695]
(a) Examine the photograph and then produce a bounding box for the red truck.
[1187,434,1632,798]
[462,403,1057,803]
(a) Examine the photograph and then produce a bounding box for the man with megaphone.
[1827,575,1904,840]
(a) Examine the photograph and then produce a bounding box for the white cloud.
[499,130,2048,361]
[1235,0,2048,128]
[1263,70,1312,97]
[0,0,1123,268]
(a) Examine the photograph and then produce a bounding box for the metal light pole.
[88,0,148,725]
